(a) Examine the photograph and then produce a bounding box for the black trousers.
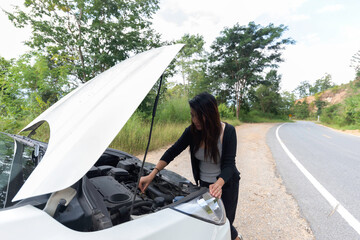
[200,174,240,240]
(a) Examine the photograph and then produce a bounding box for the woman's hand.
[209,178,225,199]
[139,174,155,193]
[139,160,167,193]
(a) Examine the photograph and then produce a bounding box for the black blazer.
[161,122,240,185]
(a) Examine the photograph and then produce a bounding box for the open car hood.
[13,44,184,201]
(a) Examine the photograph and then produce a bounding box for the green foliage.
[330,85,341,93]
[156,96,190,123]
[351,50,360,77]
[294,74,335,98]
[320,104,343,125]
[6,0,161,83]
[344,94,360,125]
[239,110,289,123]
[280,91,296,116]
[312,73,334,94]
[175,34,206,95]
[209,21,294,118]
[294,80,311,98]
[187,66,211,97]
[292,100,310,119]
[320,94,360,128]
[0,53,72,126]
[248,70,295,117]
[218,103,235,119]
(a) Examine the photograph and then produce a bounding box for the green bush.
[156,97,190,123]
[320,104,341,124]
[320,94,360,128]
[344,94,360,125]
[292,101,309,119]
[218,103,235,119]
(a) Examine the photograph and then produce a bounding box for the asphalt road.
[267,121,360,240]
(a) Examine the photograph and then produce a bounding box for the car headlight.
[172,192,226,225]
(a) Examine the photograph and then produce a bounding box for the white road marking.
[276,123,360,236]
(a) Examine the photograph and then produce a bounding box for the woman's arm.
[139,160,167,193]
[139,127,191,193]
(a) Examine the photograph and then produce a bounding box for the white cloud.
[290,14,310,22]
[317,4,344,14]
[152,0,307,46]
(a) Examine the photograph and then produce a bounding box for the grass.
[109,114,242,155]
[109,117,189,155]
[318,122,360,131]
[239,110,292,123]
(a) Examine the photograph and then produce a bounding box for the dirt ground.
[138,123,316,239]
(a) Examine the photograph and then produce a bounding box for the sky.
[1,0,360,92]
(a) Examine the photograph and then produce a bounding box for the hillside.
[295,78,360,113]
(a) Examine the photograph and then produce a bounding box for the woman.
[139,92,241,240]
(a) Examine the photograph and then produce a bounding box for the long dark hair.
[189,92,221,163]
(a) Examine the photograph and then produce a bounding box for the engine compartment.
[49,149,200,232]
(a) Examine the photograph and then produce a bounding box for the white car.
[0,45,231,240]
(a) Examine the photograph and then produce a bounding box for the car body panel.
[0,205,230,240]
[13,44,184,202]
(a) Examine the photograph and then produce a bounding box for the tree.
[350,50,360,77]
[292,100,309,119]
[294,80,311,98]
[186,65,210,97]
[6,0,161,83]
[252,70,282,114]
[280,91,296,115]
[209,22,294,119]
[175,34,206,95]
[0,53,71,121]
[312,73,334,94]
[294,74,334,98]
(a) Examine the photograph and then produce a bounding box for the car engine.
[48,149,199,232]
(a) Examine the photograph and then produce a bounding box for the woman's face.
[191,108,202,130]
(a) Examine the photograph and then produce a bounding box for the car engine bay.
[41,148,200,232]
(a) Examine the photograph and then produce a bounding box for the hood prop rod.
[130,74,164,216]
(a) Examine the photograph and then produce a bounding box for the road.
[267,121,360,240]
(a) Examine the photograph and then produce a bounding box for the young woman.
[139,92,241,240]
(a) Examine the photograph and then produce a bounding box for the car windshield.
[0,133,37,208]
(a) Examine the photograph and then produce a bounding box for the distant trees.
[175,34,206,95]
[252,70,282,114]
[293,101,310,119]
[350,50,360,77]
[294,73,335,98]
[209,22,294,118]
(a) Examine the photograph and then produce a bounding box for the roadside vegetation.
[292,76,360,131]
[1,1,359,155]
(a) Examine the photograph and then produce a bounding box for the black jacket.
[161,122,240,185]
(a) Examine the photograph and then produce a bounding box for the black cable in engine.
[129,74,164,216]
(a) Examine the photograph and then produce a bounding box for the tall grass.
[109,113,189,155]
[155,97,190,123]
[109,97,242,155]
